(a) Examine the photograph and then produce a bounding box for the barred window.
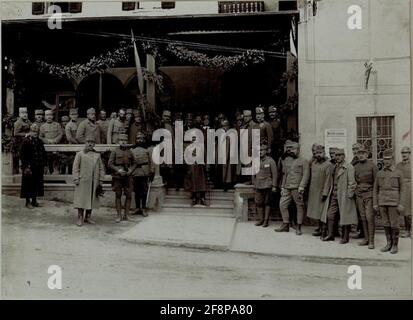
[161,2,175,9]
[356,116,394,170]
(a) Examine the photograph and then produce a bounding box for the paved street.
[1,195,412,299]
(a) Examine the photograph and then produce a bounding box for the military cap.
[35,109,44,115]
[352,143,362,149]
[260,143,269,150]
[18,107,28,113]
[69,108,78,115]
[335,148,345,155]
[268,105,277,112]
[255,107,264,114]
[311,143,319,150]
[45,110,53,116]
[86,108,96,114]
[243,110,252,116]
[329,147,338,152]
[61,116,69,122]
[315,144,325,151]
[285,140,294,147]
[100,110,107,114]
[401,146,411,153]
[356,145,368,153]
[383,149,393,158]
[118,134,129,141]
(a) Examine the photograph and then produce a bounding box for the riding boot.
[25,198,34,209]
[312,220,322,236]
[320,222,328,239]
[115,197,122,223]
[199,192,207,206]
[274,222,289,232]
[84,210,96,224]
[192,193,197,206]
[358,220,369,246]
[322,219,335,241]
[390,228,400,254]
[262,206,271,227]
[255,207,264,226]
[340,225,350,244]
[77,209,84,227]
[380,227,392,252]
[367,219,375,249]
[123,198,131,221]
[333,218,340,237]
[401,216,411,238]
[296,224,302,236]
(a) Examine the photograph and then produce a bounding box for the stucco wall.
[298,0,411,162]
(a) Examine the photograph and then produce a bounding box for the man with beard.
[13,107,31,174]
[20,123,47,208]
[76,108,102,144]
[354,145,378,249]
[373,149,405,254]
[321,149,358,244]
[97,110,110,144]
[107,108,128,144]
[255,106,273,148]
[131,132,153,217]
[396,146,411,238]
[329,147,338,164]
[39,110,63,174]
[72,135,105,226]
[109,134,137,222]
[275,142,310,235]
[253,143,277,227]
[307,144,332,237]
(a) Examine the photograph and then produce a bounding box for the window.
[218,1,265,14]
[278,0,297,11]
[32,2,45,15]
[122,2,140,11]
[161,1,175,9]
[356,116,394,170]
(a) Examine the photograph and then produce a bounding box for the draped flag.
[131,29,144,94]
[290,19,297,57]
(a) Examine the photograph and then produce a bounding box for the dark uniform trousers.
[356,196,374,222]
[379,206,400,228]
[133,176,148,209]
[327,191,339,222]
[255,189,272,208]
[112,176,133,197]
[280,189,305,224]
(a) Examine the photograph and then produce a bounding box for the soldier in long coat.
[396,146,411,238]
[321,148,358,244]
[307,144,332,237]
[20,123,47,208]
[72,136,105,226]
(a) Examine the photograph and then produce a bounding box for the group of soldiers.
[253,140,411,254]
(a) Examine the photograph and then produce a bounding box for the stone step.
[164,195,233,206]
[161,203,234,217]
[165,189,235,197]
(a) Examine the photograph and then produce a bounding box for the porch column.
[146,54,156,113]
[3,60,15,178]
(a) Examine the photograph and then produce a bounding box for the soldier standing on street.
[72,135,105,226]
[13,107,32,174]
[396,146,411,238]
[39,110,63,174]
[321,148,358,244]
[373,149,405,254]
[131,132,153,216]
[107,108,128,144]
[97,110,110,144]
[329,147,338,165]
[108,134,137,223]
[307,144,332,237]
[275,142,310,235]
[76,108,101,144]
[354,145,378,249]
[253,144,277,227]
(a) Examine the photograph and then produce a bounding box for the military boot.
[255,208,264,226]
[84,210,96,225]
[367,219,375,249]
[358,220,369,246]
[401,216,411,238]
[262,206,271,228]
[312,221,322,237]
[390,228,400,254]
[296,224,302,236]
[320,223,328,240]
[322,219,335,241]
[123,198,131,221]
[380,227,392,252]
[115,198,122,223]
[340,225,350,244]
[274,223,289,232]
[77,209,84,227]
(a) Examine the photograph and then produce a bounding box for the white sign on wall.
[325,129,347,153]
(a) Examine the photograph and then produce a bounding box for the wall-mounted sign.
[325,128,347,153]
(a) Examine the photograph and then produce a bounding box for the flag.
[131,29,144,94]
[290,19,297,57]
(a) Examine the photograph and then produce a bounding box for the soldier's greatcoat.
[307,159,332,220]
[76,119,102,144]
[396,160,411,216]
[321,162,358,225]
[72,149,105,210]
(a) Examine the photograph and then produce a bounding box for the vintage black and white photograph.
[1,0,412,300]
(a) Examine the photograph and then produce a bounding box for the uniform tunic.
[39,121,63,144]
[257,121,273,147]
[307,159,332,220]
[108,147,137,195]
[373,166,405,207]
[97,119,110,144]
[107,118,128,144]
[13,118,31,138]
[354,160,377,221]
[76,119,102,144]
[396,160,411,216]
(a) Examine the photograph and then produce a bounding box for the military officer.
[253,144,277,228]
[255,106,273,148]
[107,108,129,144]
[97,110,110,144]
[354,145,378,249]
[275,142,310,235]
[239,109,258,183]
[131,132,153,217]
[396,146,411,238]
[373,149,405,254]
[268,105,283,161]
[126,108,134,126]
[128,109,146,145]
[34,109,45,134]
[76,108,102,144]
[329,147,338,164]
[39,110,63,174]
[13,107,32,173]
[110,112,117,120]
[60,116,69,143]
[351,143,362,166]
[108,134,137,222]
[58,115,70,174]
[65,109,80,144]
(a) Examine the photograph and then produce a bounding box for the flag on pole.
[131,29,144,94]
[290,19,297,57]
